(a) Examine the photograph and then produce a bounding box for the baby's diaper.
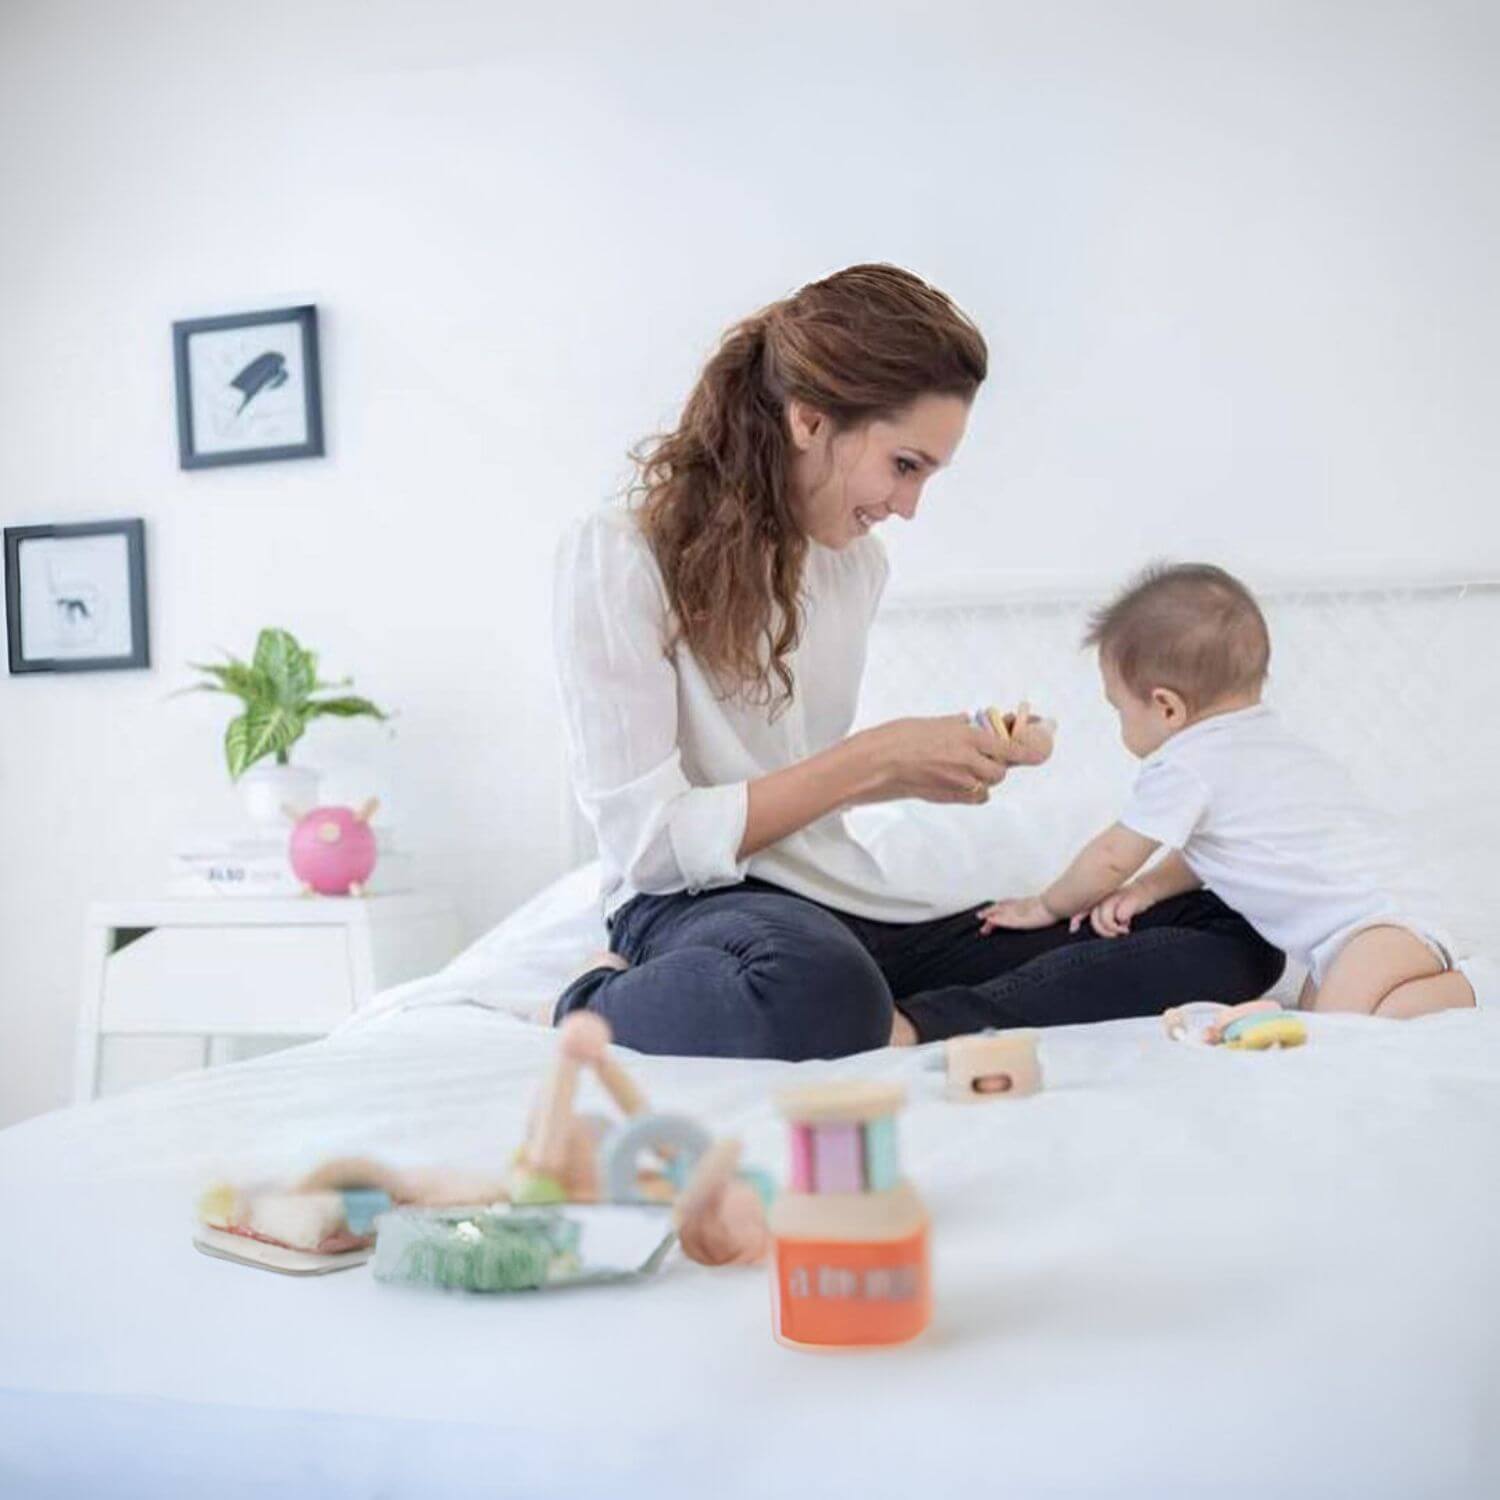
[1307,914,1456,989]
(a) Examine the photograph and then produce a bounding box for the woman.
[553,264,1283,1058]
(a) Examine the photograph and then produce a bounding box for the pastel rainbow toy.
[1221,1010,1308,1050]
[768,1080,931,1350]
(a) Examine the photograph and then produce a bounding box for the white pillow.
[432,862,608,1018]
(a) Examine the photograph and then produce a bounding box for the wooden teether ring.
[603,1114,712,1204]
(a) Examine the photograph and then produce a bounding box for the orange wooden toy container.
[768,1080,930,1351]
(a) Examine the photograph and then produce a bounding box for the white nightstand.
[75,893,462,1103]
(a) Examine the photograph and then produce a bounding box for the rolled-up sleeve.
[553,514,750,899]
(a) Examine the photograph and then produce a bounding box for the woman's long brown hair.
[631,264,987,711]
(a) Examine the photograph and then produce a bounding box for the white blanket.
[3,998,1499,1499]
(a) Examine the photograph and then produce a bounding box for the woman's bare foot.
[533,953,631,1026]
[570,951,629,982]
[889,1009,918,1047]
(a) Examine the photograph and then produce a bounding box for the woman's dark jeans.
[553,877,1285,1059]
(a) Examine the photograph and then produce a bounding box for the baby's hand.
[1070,886,1153,938]
[977,895,1058,933]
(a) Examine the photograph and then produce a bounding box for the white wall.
[2,0,1495,1125]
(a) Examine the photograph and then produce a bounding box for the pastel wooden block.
[862,1115,900,1191]
[946,1032,1042,1102]
[775,1080,905,1125]
[788,1124,814,1191]
[811,1123,864,1193]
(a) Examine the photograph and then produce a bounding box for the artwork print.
[173,305,324,468]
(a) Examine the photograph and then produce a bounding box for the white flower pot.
[238,763,322,826]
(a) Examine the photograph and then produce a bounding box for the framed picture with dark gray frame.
[173,304,325,468]
[4,518,150,674]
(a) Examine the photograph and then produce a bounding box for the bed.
[3,577,1498,1499]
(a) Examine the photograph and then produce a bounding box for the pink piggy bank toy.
[288,799,380,896]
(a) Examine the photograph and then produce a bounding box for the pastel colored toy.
[971,702,1056,767]
[287,798,380,896]
[375,1207,584,1291]
[1163,998,1307,1049]
[374,1204,680,1293]
[194,1155,512,1274]
[603,1112,712,1203]
[195,1016,770,1282]
[768,1080,931,1350]
[196,1182,391,1272]
[674,1139,773,1267]
[513,1012,655,1202]
[946,1030,1042,1101]
[1222,1011,1308,1050]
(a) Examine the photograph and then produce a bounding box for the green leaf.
[225,703,307,779]
[187,657,271,705]
[252,628,316,705]
[306,695,389,722]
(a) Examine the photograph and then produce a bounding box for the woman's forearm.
[739,733,883,859]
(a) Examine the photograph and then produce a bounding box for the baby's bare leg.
[1306,926,1468,1018]
[1373,970,1475,1019]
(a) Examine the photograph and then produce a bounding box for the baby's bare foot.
[889,1009,918,1047]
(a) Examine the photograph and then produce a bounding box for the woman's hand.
[853,714,1009,806]
[977,895,1059,932]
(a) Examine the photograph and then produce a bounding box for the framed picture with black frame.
[173,304,325,469]
[4,519,150,674]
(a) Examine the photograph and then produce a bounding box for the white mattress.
[4,996,1499,1498]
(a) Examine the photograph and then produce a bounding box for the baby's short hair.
[1082,563,1270,710]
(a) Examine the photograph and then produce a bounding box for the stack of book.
[167,827,412,897]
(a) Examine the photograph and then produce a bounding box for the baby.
[980,563,1475,1019]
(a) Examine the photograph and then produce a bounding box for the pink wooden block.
[811,1123,863,1194]
[788,1124,814,1192]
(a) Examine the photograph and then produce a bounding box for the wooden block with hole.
[946,1031,1042,1102]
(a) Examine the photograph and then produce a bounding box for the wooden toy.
[512,1013,710,1206]
[193,1155,511,1275]
[1221,1010,1307,1050]
[674,1138,773,1267]
[196,1016,768,1280]
[945,1031,1042,1101]
[1163,998,1307,1049]
[972,701,1056,767]
[768,1080,931,1350]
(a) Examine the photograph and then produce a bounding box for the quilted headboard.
[562,576,1500,968]
[852,576,1500,967]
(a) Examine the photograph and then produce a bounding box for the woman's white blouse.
[554,507,943,923]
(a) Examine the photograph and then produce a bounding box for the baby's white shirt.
[1117,704,1448,980]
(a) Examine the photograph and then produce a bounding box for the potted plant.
[183,627,391,824]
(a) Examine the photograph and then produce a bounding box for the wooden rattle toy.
[513,1012,709,1206]
[674,1138,773,1267]
[972,701,1056,767]
[1162,998,1307,1049]
[946,1030,1042,1101]
[768,1080,931,1350]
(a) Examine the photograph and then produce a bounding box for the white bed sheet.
[3,998,1499,1499]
